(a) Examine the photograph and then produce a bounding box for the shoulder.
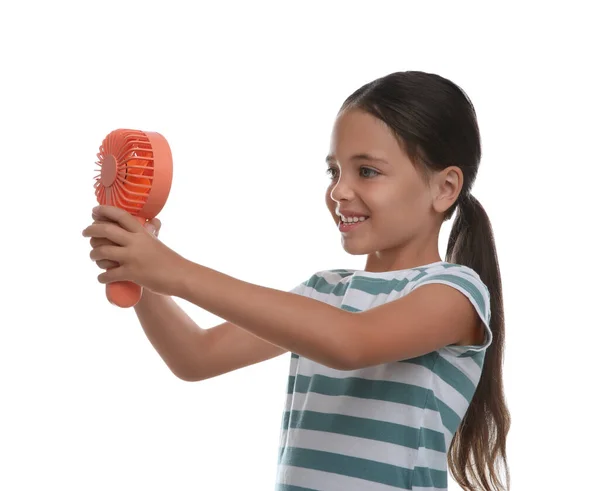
[406,262,493,354]
[409,262,491,324]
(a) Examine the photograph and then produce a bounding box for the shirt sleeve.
[288,275,312,296]
[286,275,316,360]
[410,265,493,357]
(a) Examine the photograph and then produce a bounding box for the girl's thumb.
[144,218,161,236]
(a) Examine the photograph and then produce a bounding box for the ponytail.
[446,194,511,491]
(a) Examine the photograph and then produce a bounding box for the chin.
[340,240,371,256]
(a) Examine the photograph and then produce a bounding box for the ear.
[432,166,463,214]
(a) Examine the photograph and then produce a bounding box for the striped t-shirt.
[275,261,492,491]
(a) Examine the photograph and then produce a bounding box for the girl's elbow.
[330,343,364,371]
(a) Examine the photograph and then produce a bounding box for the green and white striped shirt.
[276,261,492,491]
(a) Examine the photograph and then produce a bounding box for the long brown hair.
[340,71,510,490]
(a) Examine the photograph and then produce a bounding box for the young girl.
[83,71,510,491]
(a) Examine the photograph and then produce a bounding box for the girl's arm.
[84,206,479,371]
[134,289,287,381]
[172,262,479,370]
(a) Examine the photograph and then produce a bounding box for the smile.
[339,217,369,233]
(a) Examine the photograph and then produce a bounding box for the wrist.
[168,256,197,299]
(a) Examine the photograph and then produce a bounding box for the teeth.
[341,215,367,223]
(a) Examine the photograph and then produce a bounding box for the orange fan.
[94,129,173,308]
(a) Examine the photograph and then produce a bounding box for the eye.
[360,167,380,178]
[326,167,339,179]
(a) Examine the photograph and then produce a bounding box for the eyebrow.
[325,153,389,165]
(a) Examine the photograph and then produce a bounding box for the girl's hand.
[90,218,161,271]
[82,206,188,296]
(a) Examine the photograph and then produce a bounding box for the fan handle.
[105,215,147,308]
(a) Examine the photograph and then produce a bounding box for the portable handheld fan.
[94,129,173,308]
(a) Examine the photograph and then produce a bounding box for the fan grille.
[94,129,155,214]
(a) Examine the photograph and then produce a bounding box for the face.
[325,108,458,268]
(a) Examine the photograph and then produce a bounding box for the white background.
[1,1,598,490]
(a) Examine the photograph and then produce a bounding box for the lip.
[338,217,369,233]
[337,209,369,218]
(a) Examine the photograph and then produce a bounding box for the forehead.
[328,109,401,156]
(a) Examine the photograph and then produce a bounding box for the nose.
[329,174,355,203]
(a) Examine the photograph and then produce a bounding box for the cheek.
[391,183,425,211]
[368,192,418,228]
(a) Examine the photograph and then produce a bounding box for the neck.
[363,237,442,273]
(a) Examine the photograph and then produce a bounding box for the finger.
[83,222,132,245]
[98,266,129,284]
[90,237,116,248]
[150,217,161,234]
[143,218,162,237]
[90,244,127,263]
[90,235,123,269]
[88,228,121,269]
[96,259,119,270]
[92,205,144,233]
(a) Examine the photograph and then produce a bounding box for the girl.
[83,71,510,491]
